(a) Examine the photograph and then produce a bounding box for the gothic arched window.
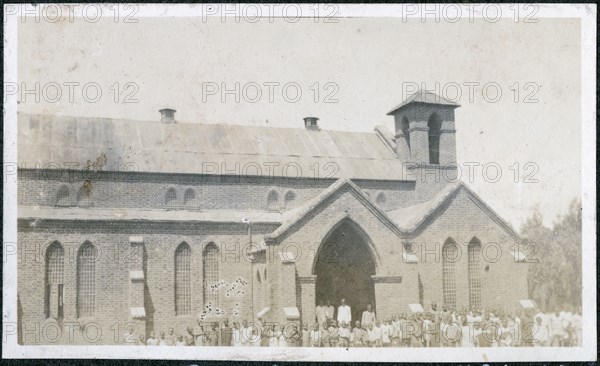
[183,188,196,207]
[468,238,483,310]
[442,239,458,309]
[203,243,219,307]
[77,242,97,318]
[401,116,410,149]
[428,113,441,164]
[165,188,177,207]
[45,242,64,318]
[284,190,296,208]
[175,242,192,315]
[56,185,70,206]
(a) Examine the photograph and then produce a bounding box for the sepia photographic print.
[3,3,597,362]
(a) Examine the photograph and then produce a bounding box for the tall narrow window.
[56,185,70,206]
[165,188,177,207]
[468,238,482,310]
[401,116,410,149]
[203,243,219,307]
[442,239,458,309]
[267,190,279,210]
[428,113,441,164]
[183,188,196,207]
[77,242,97,318]
[175,243,191,315]
[45,242,64,318]
[284,190,296,208]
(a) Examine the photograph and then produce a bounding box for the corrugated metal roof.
[18,114,413,181]
[387,90,460,115]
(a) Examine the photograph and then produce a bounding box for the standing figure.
[325,300,335,325]
[351,320,365,347]
[361,304,376,329]
[338,321,350,348]
[316,301,327,329]
[232,323,242,347]
[309,323,322,347]
[157,331,167,346]
[260,320,270,347]
[165,328,176,346]
[301,323,310,347]
[146,331,159,346]
[381,320,391,347]
[221,320,232,347]
[337,298,352,326]
[240,320,253,347]
[194,321,205,347]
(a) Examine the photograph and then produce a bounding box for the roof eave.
[386,101,461,116]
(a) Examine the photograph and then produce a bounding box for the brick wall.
[17,168,526,344]
[17,220,272,345]
[410,188,528,313]
[18,170,446,213]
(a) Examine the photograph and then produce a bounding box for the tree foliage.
[520,199,582,311]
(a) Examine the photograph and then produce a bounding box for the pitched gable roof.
[387,89,460,115]
[386,181,520,241]
[263,178,406,243]
[18,113,412,181]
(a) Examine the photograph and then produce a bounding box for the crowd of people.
[131,299,582,348]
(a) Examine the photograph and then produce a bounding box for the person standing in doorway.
[325,300,335,326]
[316,300,327,329]
[337,298,352,325]
[361,304,376,329]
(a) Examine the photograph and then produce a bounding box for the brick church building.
[17,90,528,344]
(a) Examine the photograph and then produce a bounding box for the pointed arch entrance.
[312,219,378,322]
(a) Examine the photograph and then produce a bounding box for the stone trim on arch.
[183,187,197,206]
[266,189,279,211]
[264,178,408,244]
[310,215,383,275]
[284,190,296,208]
[165,187,178,206]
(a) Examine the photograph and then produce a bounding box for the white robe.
[337,305,352,324]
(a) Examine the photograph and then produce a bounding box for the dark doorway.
[314,220,376,323]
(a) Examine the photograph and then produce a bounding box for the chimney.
[303,117,320,131]
[159,108,176,123]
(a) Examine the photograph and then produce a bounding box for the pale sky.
[17,15,582,229]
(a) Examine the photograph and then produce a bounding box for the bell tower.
[387,90,460,166]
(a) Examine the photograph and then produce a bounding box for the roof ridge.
[264,178,405,242]
[18,113,414,181]
[386,88,461,115]
[19,112,381,135]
